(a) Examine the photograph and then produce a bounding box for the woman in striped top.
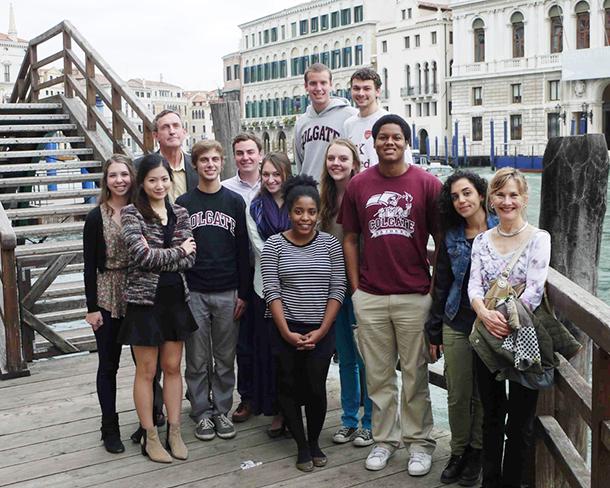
[261,175,346,472]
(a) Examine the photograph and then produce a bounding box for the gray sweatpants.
[185,289,239,422]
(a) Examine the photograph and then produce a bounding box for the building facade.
[451,0,610,161]
[238,0,397,155]
[376,1,453,157]
[0,4,28,103]
[222,52,242,103]
[184,90,219,149]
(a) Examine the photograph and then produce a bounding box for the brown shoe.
[166,423,188,460]
[141,427,172,463]
[231,402,252,423]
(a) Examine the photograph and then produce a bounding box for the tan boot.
[141,427,172,463]
[166,423,188,460]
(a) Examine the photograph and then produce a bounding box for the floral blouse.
[468,227,551,311]
[97,204,129,318]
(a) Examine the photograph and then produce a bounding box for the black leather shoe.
[441,454,465,484]
[131,426,144,444]
[459,448,481,486]
[100,414,125,454]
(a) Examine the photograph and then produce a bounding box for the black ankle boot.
[101,414,125,454]
[441,454,465,484]
[459,448,482,486]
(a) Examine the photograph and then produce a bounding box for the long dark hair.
[438,170,488,233]
[134,153,173,222]
[98,154,136,213]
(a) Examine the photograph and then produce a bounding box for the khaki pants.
[352,289,436,454]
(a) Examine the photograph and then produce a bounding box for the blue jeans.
[335,296,372,430]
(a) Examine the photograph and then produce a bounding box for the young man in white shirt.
[343,68,388,170]
[221,133,262,203]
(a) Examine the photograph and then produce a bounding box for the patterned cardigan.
[121,203,195,306]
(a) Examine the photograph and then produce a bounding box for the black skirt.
[119,280,197,346]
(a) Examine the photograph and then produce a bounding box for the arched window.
[424,62,429,94]
[432,61,437,93]
[549,6,563,53]
[382,68,389,99]
[575,1,590,49]
[473,18,485,62]
[405,65,411,93]
[416,63,422,94]
[511,12,525,58]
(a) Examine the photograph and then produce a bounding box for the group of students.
[82,62,566,488]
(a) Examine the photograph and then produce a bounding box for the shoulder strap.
[500,227,537,280]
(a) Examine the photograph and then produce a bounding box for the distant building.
[0,3,28,102]
[237,0,398,155]
[376,0,453,157]
[184,90,219,149]
[128,77,188,119]
[222,52,242,103]
[450,0,610,162]
[38,67,65,98]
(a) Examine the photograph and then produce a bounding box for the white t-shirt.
[342,108,388,169]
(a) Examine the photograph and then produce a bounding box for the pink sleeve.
[468,233,486,304]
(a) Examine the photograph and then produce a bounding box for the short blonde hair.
[488,167,529,210]
[191,140,224,165]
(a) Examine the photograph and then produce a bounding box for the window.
[355,44,363,65]
[291,22,297,37]
[321,14,329,30]
[281,25,285,40]
[431,31,437,45]
[510,114,522,140]
[271,61,278,79]
[354,5,363,23]
[311,17,319,32]
[472,117,483,141]
[382,40,387,53]
[271,27,278,42]
[280,60,287,77]
[245,36,249,49]
[548,80,560,101]
[416,103,422,117]
[251,33,255,46]
[341,8,351,25]
[264,29,269,44]
[401,9,406,20]
[226,66,232,81]
[424,102,430,116]
[511,84,522,103]
[473,86,482,106]
[549,6,563,53]
[234,64,240,79]
[321,51,330,66]
[3,64,9,83]
[415,35,420,47]
[511,12,525,58]
[473,18,485,62]
[450,31,453,44]
[405,104,411,117]
[408,8,412,19]
[300,19,308,35]
[432,102,437,116]
[331,11,340,28]
[575,1,590,49]
[404,36,410,48]
[258,32,262,45]
[548,113,561,138]
[342,47,352,67]
[331,49,341,69]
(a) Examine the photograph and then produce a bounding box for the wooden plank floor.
[0,351,452,487]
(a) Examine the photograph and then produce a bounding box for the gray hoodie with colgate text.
[294,97,357,181]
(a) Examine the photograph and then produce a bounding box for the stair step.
[0,124,77,133]
[31,262,84,277]
[0,114,70,122]
[0,136,85,145]
[0,173,99,187]
[40,281,84,299]
[0,160,101,173]
[15,240,83,258]
[33,297,87,315]
[37,307,87,325]
[13,221,84,239]
[6,203,96,219]
[0,103,62,111]
[0,148,93,159]
[0,188,99,203]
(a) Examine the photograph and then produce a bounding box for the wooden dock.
[0,351,452,488]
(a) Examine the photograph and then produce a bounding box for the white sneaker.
[408,451,432,476]
[365,445,394,471]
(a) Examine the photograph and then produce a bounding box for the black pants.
[474,354,539,488]
[275,322,333,455]
[236,273,256,405]
[95,309,123,416]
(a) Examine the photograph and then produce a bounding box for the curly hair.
[282,174,320,212]
[319,139,361,231]
[438,170,489,233]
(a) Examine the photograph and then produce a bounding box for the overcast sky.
[4,0,304,91]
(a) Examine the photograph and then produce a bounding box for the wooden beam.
[29,46,38,102]
[555,355,592,428]
[28,21,65,47]
[35,75,64,92]
[21,254,74,310]
[602,421,610,452]
[535,388,556,488]
[21,309,79,354]
[63,32,73,98]
[85,54,96,132]
[536,415,590,488]
[591,345,610,488]
[32,50,63,70]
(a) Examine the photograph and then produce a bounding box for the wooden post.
[85,54,96,131]
[591,345,610,488]
[17,265,34,362]
[539,134,610,486]
[534,388,556,487]
[211,100,241,180]
[63,31,73,99]
[29,46,38,102]
[111,86,124,153]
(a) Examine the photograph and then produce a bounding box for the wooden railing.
[0,203,27,378]
[10,20,155,156]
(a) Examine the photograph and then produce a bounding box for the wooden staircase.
[0,102,101,359]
